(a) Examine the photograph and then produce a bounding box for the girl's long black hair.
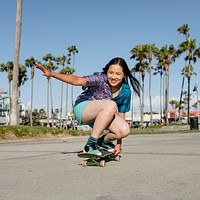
[102,57,140,97]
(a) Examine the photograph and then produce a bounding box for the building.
[0,91,26,125]
[0,92,9,117]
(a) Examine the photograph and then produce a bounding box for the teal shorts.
[74,101,94,127]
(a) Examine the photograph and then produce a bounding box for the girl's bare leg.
[104,114,130,141]
[81,100,117,139]
[82,100,130,140]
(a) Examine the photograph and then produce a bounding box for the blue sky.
[0,0,200,114]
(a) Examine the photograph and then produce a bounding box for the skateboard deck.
[77,149,120,167]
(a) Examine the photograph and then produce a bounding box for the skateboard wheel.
[82,160,88,167]
[100,160,106,167]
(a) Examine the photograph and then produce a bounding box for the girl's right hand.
[114,143,122,155]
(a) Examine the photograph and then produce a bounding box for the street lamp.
[193,84,199,118]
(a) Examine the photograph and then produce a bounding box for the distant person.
[36,57,140,155]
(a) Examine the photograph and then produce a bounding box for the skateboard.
[77,149,120,167]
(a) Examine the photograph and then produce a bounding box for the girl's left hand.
[114,143,122,155]
[35,63,52,79]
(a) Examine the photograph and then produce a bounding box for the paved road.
[0,133,200,200]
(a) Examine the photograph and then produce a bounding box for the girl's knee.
[104,100,117,114]
[121,123,130,138]
[115,123,130,140]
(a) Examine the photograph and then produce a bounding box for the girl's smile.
[107,64,125,88]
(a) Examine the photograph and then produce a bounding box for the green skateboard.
[77,149,120,167]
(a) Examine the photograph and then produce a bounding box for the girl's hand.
[114,143,122,155]
[35,63,52,79]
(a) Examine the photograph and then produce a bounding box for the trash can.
[190,117,199,130]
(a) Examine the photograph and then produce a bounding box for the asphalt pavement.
[0,133,200,200]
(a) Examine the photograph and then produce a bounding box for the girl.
[35,57,140,155]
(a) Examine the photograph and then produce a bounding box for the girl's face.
[107,64,125,88]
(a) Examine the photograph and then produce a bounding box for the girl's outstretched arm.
[35,63,86,86]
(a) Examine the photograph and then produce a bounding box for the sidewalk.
[0,133,200,200]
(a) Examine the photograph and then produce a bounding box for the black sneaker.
[98,135,115,152]
[83,142,102,155]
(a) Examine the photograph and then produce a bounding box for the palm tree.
[156,45,176,125]
[18,64,28,118]
[59,66,75,128]
[25,57,36,126]
[153,65,164,123]
[56,55,66,128]
[56,55,73,128]
[67,45,78,108]
[67,45,78,129]
[130,44,148,127]
[130,72,136,126]
[10,0,23,125]
[54,108,59,121]
[39,108,46,119]
[192,102,198,110]
[0,61,27,122]
[177,38,200,124]
[145,44,159,125]
[169,99,177,122]
[43,54,58,127]
[0,61,14,123]
[177,24,190,123]
[182,91,191,114]
[169,100,178,111]
[177,24,190,37]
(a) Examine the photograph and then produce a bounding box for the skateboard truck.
[77,149,121,167]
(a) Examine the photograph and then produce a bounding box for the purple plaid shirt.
[75,72,112,104]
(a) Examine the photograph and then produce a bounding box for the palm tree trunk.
[178,76,185,123]
[60,81,63,129]
[131,90,134,127]
[163,74,165,123]
[30,77,33,126]
[167,67,170,125]
[165,68,169,125]
[47,80,50,127]
[141,78,144,127]
[65,83,69,129]
[18,86,21,123]
[187,76,191,124]
[8,80,11,124]
[159,73,163,122]
[138,72,142,127]
[10,0,23,125]
[131,72,135,127]
[164,71,168,125]
[149,66,153,125]
[50,79,54,127]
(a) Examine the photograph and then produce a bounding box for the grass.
[130,127,198,134]
[1,124,199,140]
[0,125,91,140]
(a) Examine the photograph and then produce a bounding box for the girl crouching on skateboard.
[36,57,140,156]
